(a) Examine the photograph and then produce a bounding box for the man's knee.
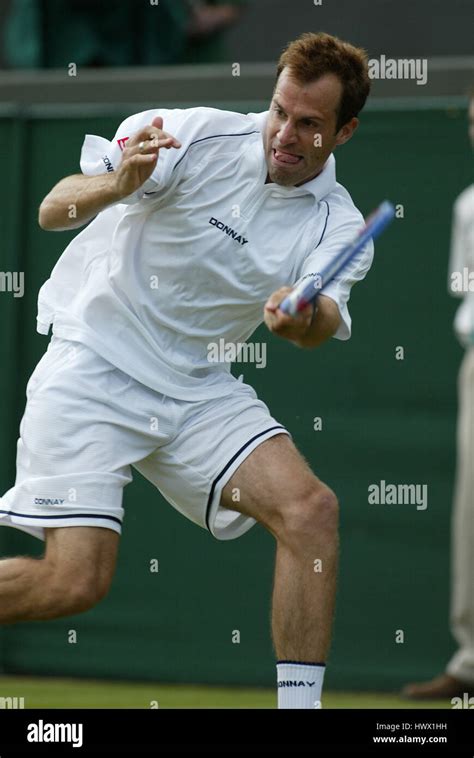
[72,574,111,613]
[48,563,112,616]
[42,526,119,618]
[277,483,339,545]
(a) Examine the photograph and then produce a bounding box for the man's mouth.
[272,148,302,166]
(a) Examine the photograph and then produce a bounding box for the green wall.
[0,103,471,690]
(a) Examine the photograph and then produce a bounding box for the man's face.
[468,98,474,149]
[264,68,358,187]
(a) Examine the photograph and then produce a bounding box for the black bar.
[0,707,473,755]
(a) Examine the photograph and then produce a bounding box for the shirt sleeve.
[79,107,203,205]
[294,206,374,341]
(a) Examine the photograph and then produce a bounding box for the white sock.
[277,660,326,709]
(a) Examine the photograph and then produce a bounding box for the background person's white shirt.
[37,107,374,400]
[448,185,474,348]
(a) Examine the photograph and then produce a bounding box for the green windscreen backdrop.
[0,103,471,691]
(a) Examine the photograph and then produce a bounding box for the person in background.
[402,92,474,700]
[3,0,246,68]
[183,0,246,63]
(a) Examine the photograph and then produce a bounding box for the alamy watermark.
[451,693,474,708]
[0,696,25,708]
[368,480,428,510]
[207,339,267,369]
[0,271,24,298]
[368,56,428,86]
[450,268,474,293]
[27,720,83,749]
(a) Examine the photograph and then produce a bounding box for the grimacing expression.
[264,69,358,187]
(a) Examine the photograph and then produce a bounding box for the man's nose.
[277,120,297,144]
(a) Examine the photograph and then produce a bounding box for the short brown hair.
[276,32,371,131]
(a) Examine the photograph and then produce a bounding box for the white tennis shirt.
[37,107,374,400]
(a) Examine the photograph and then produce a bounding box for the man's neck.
[265,167,324,187]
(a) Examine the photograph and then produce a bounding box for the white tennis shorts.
[0,337,290,542]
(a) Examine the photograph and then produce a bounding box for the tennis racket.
[279,200,396,316]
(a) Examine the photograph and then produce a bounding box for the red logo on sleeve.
[117,137,130,151]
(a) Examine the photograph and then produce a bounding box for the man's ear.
[335,117,359,147]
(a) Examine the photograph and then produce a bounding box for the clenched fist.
[264,286,315,345]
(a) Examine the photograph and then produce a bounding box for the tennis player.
[0,32,373,709]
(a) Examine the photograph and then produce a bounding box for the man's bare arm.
[264,289,341,349]
[38,116,181,232]
[293,294,342,349]
[38,173,125,231]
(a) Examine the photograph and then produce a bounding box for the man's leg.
[220,433,338,707]
[0,526,119,623]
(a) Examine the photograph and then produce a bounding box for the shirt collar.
[248,110,337,202]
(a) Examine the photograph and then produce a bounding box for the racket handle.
[279,289,302,316]
[279,278,319,316]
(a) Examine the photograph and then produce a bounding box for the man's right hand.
[38,116,182,232]
[113,116,182,200]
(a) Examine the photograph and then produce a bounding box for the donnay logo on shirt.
[209,217,248,246]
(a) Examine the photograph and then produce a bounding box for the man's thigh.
[220,434,325,533]
[1,336,161,540]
